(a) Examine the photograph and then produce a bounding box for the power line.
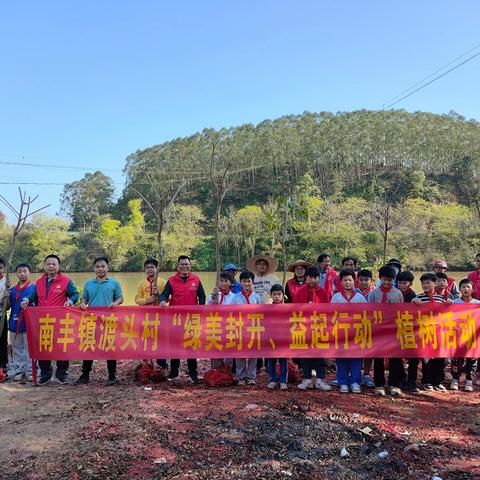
[381,48,480,110]
[381,42,480,108]
[0,160,123,173]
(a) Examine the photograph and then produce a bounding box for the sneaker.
[375,386,386,396]
[297,379,313,390]
[350,383,361,394]
[280,383,288,390]
[106,376,117,386]
[330,379,339,387]
[247,379,256,385]
[449,379,459,391]
[168,372,180,381]
[390,386,402,396]
[237,379,246,386]
[13,372,23,382]
[55,376,68,385]
[362,375,375,388]
[189,376,199,385]
[37,377,51,386]
[26,374,34,382]
[464,380,474,392]
[74,374,90,385]
[422,383,434,391]
[476,378,480,386]
[433,384,446,392]
[339,384,349,393]
[267,381,277,389]
[315,378,332,391]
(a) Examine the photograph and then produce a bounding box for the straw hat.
[287,260,313,272]
[246,254,278,274]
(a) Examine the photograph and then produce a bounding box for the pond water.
[26,271,470,305]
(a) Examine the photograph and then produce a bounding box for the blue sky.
[1,1,479,221]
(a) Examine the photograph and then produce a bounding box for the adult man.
[246,255,280,305]
[468,252,480,300]
[316,253,337,300]
[160,255,206,383]
[135,258,167,370]
[21,255,79,385]
[222,263,242,293]
[75,257,123,386]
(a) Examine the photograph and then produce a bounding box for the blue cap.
[223,263,238,271]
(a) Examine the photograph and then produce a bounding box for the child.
[368,266,405,396]
[432,260,459,297]
[294,266,331,391]
[450,278,479,392]
[355,269,375,298]
[267,284,288,390]
[208,272,235,369]
[4,263,35,381]
[434,272,455,304]
[355,269,375,387]
[396,271,417,303]
[230,271,261,385]
[331,269,366,394]
[396,271,420,392]
[412,273,447,392]
[208,272,235,306]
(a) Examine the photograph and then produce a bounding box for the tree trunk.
[214,195,222,280]
[382,205,389,264]
[157,211,165,268]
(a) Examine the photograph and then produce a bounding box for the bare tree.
[0,189,49,334]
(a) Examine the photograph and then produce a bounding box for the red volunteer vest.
[168,272,200,306]
[286,278,304,301]
[446,277,455,294]
[36,273,70,306]
[322,267,337,300]
[293,283,329,304]
[468,270,480,300]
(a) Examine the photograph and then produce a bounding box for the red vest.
[168,272,200,306]
[321,267,337,300]
[446,276,456,294]
[36,273,70,306]
[286,277,305,302]
[468,270,480,300]
[293,284,329,304]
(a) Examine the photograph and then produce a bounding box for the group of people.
[0,251,479,396]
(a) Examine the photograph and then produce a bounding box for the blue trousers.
[336,358,362,386]
[267,358,287,383]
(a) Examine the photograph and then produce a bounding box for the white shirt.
[207,290,235,305]
[254,273,280,304]
[331,291,367,304]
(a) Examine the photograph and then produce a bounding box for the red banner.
[25,303,480,360]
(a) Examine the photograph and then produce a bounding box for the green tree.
[61,171,115,230]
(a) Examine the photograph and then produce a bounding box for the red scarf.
[341,290,356,303]
[380,285,392,304]
[241,290,252,304]
[435,287,449,301]
[402,287,415,302]
[359,285,374,298]
[0,274,3,280]
[15,281,31,301]
[425,291,436,303]
[218,288,231,304]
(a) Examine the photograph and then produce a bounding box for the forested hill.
[2,109,480,272]
[124,109,480,214]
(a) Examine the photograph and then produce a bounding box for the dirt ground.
[1,360,479,480]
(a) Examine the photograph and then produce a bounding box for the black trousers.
[82,360,116,377]
[170,359,197,378]
[452,358,477,381]
[374,358,405,387]
[407,358,420,385]
[39,360,69,380]
[0,319,7,368]
[421,358,445,386]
